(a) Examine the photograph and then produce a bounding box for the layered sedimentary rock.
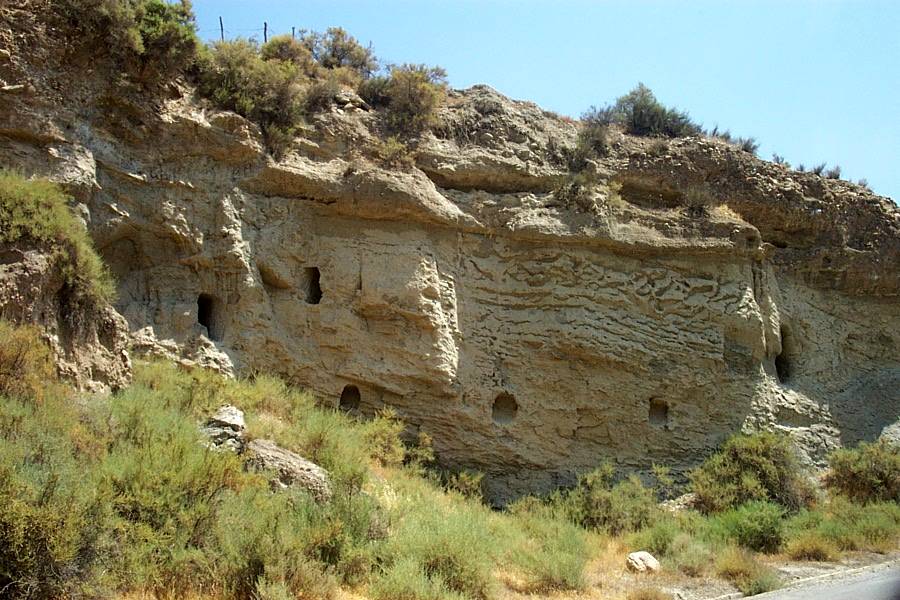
[1,8,897,501]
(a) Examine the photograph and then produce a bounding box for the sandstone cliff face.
[1,10,897,501]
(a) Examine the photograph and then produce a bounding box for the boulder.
[202,404,246,452]
[245,438,332,503]
[626,551,661,574]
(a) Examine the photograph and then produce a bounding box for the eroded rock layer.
[1,7,897,501]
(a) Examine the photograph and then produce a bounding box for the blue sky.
[193,0,900,201]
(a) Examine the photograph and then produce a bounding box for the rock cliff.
[1,5,897,501]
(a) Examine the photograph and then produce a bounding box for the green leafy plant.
[826,440,900,504]
[562,464,660,534]
[690,432,815,513]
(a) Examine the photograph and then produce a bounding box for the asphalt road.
[753,566,900,600]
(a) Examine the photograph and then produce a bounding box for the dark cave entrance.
[304,267,322,304]
[775,325,793,384]
[649,398,669,428]
[198,293,223,341]
[339,384,361,412]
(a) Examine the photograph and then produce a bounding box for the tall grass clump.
[0,170,115,302]
[715,546,781,595]
[690,432,815,513]
[825,439,899,504]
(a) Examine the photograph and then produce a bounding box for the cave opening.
[775,325,793,384]
[304,267,322,304]
[649,398,669,428]
[197,293,223,341]
[339,384,361,412]
[492,393,518,425]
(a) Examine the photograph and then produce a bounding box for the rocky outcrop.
[0,241,131,391]
[626,551,661,574]
[245,439,333,502]
[1,6,897,502]
[202,404,247,452]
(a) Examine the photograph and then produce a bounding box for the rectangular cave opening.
[303,267,322,304]
[198,293,224,341]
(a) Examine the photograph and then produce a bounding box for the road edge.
[704,557,900,600]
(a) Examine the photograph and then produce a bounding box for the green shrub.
[52,0,198,82]
[566,108,609,171]
[378,499,497,600]
[300,27,378,76]
[711,501,786,553]
[370,556,467,600]
[629,515,681,557]
[503,499,588,592]
[825,440,900,503]
[444,470,485,501]
[597,83,702,138]
[0,170,114,302]
[365,408,407,467]
[553,171,597,208]
[737,136,760,155]
[260,34,318,76]
[0,390,110,599]
[563,465,660,534]
[359,75,392,107]
[372,136,416,169]
[690,432,814,513]
[198,39,305,142]
[669,534,714,577]
[303,72,342,113]
[379,64,449,136]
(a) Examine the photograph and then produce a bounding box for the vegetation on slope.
[0,323,591,600]
[0,318,898,599]
[0,170,114,302]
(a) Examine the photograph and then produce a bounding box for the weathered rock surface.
[0,241,131,391]
[1,4,898,502]
[626,551,661,573]
[202,404,246,452]
[245,439,333,502]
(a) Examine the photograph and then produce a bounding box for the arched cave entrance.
[197,293,223,341]
[339,384,361,412]
[304,267,322,304]
[775,325,793,384]
[492,393,518,425]
[649,398,669,428]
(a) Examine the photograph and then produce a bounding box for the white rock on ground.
[202,404,246,452]
[626,551,661,573]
